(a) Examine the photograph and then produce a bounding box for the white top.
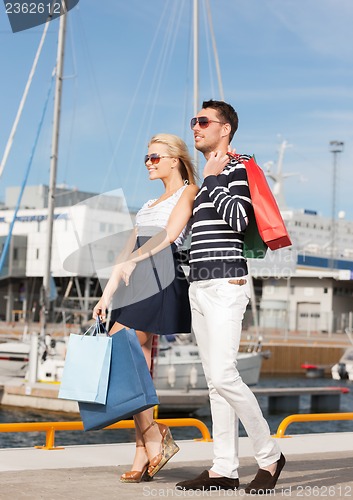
[135,185,189,247]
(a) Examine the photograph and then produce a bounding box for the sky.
[0,0,352,218]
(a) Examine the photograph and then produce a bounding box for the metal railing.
[2,413,352,449]
[275,412,353,438]
[0,417,212,450]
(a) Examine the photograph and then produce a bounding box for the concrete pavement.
[0,434,352,499]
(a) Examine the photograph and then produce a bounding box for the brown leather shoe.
[245,453,286,494]
[176,470,239,491]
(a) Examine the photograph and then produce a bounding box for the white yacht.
[152,334,264,391]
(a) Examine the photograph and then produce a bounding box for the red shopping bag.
[229,153,291,251]
[244,156,291,250]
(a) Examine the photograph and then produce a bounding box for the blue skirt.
[110,241,191,335]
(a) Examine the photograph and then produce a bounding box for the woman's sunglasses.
[144,154,173,165]
[190,116,224,129]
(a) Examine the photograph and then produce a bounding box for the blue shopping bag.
[58,319,112,404]
[79,328,159,431]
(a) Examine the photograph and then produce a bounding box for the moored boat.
[331,347,353,381]
[152,334,263,391]
[0,341,29,377]
[0,331,264,389]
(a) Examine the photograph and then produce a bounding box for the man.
[176,100,285,493]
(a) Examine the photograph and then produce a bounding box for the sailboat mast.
[193,0,199,171]
[41,11,67,335]
[205,0,224,101]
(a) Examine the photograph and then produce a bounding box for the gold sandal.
[142,421,180,478]
[120,445,153,483]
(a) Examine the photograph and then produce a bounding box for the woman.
[93,133,198,482]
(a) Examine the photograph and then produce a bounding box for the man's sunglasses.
[144,154,173,165]
[190,116,225,129]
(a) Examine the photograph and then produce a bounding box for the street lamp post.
[329,141,344,270]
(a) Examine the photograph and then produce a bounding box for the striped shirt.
[189,154,253,281]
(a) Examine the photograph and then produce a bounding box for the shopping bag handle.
[81,318,109,338]
[94,317,109,336]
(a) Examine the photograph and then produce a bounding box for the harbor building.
[0,184,134,324]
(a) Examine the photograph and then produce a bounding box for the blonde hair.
[148,133,198,185]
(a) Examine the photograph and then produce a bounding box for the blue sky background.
[0,0,352,218]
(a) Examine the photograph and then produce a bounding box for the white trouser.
[189,277,281,478]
